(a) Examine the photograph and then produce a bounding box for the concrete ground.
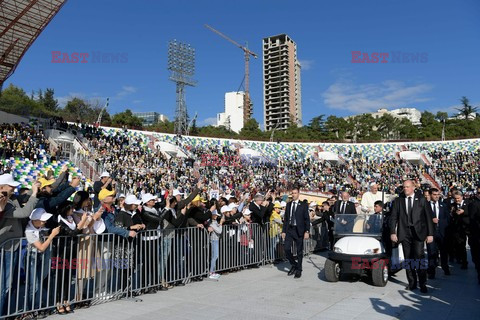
[49,252,480,320]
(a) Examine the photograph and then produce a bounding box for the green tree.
[40,88,59,112]
[324,116,348,140]
[111,109,143,129]
[455,96,478,121]
[239,118,263,139]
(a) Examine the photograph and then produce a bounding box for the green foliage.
[2,84,479,142]
[111,109,143,129]
[239,118,264,139]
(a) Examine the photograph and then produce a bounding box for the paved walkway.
[50,253,480,320]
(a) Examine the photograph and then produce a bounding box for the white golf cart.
[324,214,389,287]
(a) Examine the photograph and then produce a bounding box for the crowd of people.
[1,122,480,319]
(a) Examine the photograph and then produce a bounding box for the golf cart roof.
[334,214,383,237]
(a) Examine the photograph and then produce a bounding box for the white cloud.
[115,86,137,99]
[322,79,433,114]
[299,59,314,71]
[199,117,217,126]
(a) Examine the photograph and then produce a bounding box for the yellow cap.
[38,178,55,189]
[99,189,116,201]
[192,195,202,202]
[273,202,282,209]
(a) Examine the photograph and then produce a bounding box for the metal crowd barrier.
[0,223,318,319]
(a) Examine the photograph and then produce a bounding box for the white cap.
[117,193,126,199]
[212,209,221,216]
[173,189,184,197]
[93,219,106,234]
[243,208,252,216]
[225,195,232,201]
[309,201,317,208]
[280,201,287,208]
[228,203,238,211]
[100,171,110,178]
[125,195,141,205]
[142,193,157,204]
[0,174,20,187]
[30,208,52,221]
[220,205,231,214]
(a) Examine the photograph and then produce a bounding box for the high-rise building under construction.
[263,34,302,131]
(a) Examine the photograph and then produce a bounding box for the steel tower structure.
[168,40,196,135]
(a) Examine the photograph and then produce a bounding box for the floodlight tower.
[168,40,197,135]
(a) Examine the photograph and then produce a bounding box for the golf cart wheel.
[372,259,388,287]
[324,259,340,282]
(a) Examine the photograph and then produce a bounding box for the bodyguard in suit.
[390,180,434,293]
[427,188,451,278]
[281,186,310,279]
[467,187,480,284]
[451,190,470,269]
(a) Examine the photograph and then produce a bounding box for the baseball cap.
[172,189,184,197]
[125,195,141,205]
[243,208,252,216]
[220,205,231,214]
[100,171,110,178]
[273,201,282,209]
[0,174,20,187]
[29,208,53,221]
[142,193,157,204]
[38,177,55,189]
[98,189,116,201]
[228,203,238,211]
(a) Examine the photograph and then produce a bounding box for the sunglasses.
[0,191,8,198]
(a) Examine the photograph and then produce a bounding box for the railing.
[0,223,317,319]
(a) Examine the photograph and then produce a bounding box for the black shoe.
[287,267,296,276]
[158,286,168,291]
[145,288,157,294]
[405,285,417,291]
[294,271,302,279]
[420,286,428,293]
[444,269,451,276]
[175,281,186,287]
[251,264,260,269]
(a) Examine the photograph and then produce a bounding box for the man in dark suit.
[468,187,480,284]
[427,188,451,278]
[390,180,434,293]
[334,192,357,215]
[281,186,310,279]
[249,193,270,225]
[334,192,357,233]
[451,190,469,269]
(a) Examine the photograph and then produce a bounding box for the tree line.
[1,84,478,143]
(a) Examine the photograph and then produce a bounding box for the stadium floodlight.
[168,40,197,135]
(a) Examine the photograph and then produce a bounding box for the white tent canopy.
[154,141,188,159]
[238,148,263,157]
[317,151,340,162]
[399,151,425,165]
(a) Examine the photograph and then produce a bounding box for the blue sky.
[5,0,480,127]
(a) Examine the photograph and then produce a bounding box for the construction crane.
[205,24,257,125]
[95,97,109,128]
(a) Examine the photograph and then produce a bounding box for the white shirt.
[405,194,414,214]
[431,201,439,219]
